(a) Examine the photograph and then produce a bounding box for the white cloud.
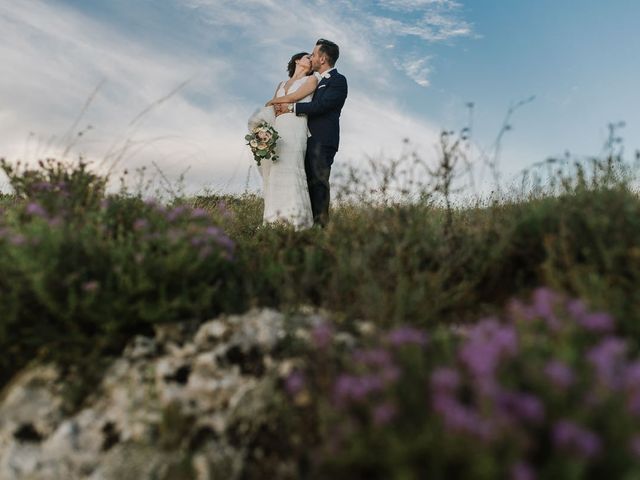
[371,0,472,42]
[396,56,433,87]
[378,0,462,10]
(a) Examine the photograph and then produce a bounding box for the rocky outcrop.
[0,308,334,480]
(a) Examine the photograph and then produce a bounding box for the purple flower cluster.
[543,360,575,390]
[25,202,48,218]
[352,348,393,368]
[497,391,545,424]
[372,402,397,426]
[552,419,602,459]
[134,203,235,261]
[327,328,416,422]
[385,326,428,347]
[285,370,306,396]
[587,336,627,390]
[291,287,640,475]
[311,321,334,350]
[458,318,518,381]
[334,373,386,405]
[510,462,536,480]
[432,392,497,441]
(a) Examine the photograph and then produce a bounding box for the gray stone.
[0,307,340,480]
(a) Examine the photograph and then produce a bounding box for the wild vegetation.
[1,123,639,477]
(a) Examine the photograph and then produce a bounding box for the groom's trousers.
[305,137,337,227]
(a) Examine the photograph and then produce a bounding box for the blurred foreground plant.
[0,158,239,404]
[285,288,640,479]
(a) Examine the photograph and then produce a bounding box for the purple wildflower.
[204,226,235,254]
[458,319,517,379]
[215,235,235,255]
[333,374,384,405]
[498,391,545,424]
[26,202,47,218]
[578,312,615,333]
[190,208,209,218]
[511,462,536,480]
[385,326,428,347]
[507,299,536,322]
[190,236,205,247]
[552,420,602,459]
[626,391,640,416]
[432,393,496,441]
[133,218,149,231]
[544,360,575,390]
[587,336,627,389]
[352,348,393,368]
[430,367,461,394]
[217,200,232,218]
[10,234,26,246]
[48,217,63,228]
[625,361,640,390]
[167,206,187,222]
[379,365,401,384]
[311,321,334,350]
[285,370,305,396]
[372,402,397,426]
[630,435,640,458]
[531,287,562,330]
[566,298,588,319]
[204,226,221,237]
[32,181,52,192]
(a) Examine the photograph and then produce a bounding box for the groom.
[275,38,348,227]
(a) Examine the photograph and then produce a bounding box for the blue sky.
[0,0,638,195]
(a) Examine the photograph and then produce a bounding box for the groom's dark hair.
[317,39,339,66]
[287,52,310,78]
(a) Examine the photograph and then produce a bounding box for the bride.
[253,53,319,230]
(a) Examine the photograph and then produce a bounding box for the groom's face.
[310,45,323,72]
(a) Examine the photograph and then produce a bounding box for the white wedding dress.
[252,77,314,230]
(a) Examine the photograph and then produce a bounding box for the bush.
[0,159,240,395]
[285,288,640,479]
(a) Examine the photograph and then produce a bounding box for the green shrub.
[0,159,240,393]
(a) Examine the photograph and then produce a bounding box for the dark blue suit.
[295,69,348,226]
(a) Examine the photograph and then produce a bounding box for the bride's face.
[298,55,312,73]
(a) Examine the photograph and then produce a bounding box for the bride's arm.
[264,82,283,107]
[267,76,318,105]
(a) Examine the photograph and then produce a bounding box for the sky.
[1,0,638,196]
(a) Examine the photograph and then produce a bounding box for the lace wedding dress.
[250,77,314,230]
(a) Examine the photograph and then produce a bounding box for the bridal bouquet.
[245,122,279,166]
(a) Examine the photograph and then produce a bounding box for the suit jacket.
[295,69,348,150]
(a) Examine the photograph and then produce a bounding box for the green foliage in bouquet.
[245,122,279,166]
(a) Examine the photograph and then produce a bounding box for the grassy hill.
[1,154,640,477]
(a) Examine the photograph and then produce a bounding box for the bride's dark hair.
[287,52,310,78]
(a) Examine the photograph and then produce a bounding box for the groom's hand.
[274,104,287,116]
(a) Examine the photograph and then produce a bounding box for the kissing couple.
[248,38,348,229]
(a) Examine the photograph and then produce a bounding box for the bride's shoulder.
[303,75,318,85]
